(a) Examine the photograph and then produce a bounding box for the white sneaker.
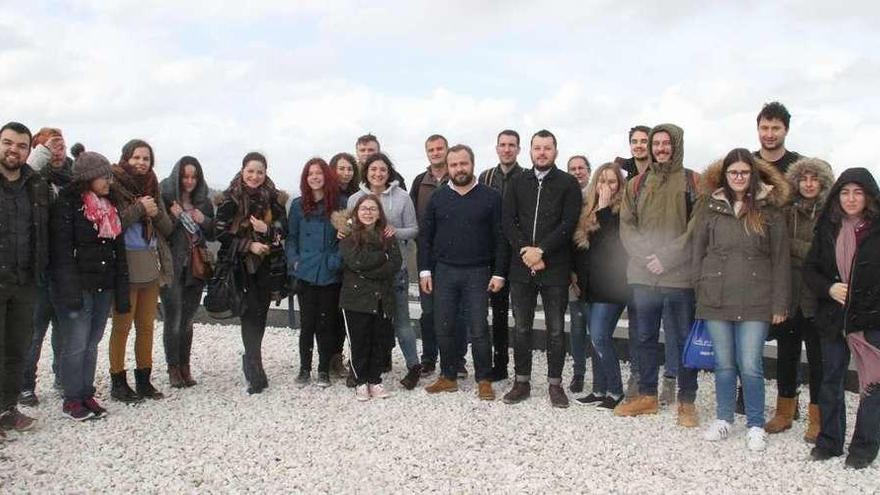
[746,426,767,452]
[356,384,370,402]
[369,383,392,399]
[703,419,732,441]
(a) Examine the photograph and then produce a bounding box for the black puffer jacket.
[502,165,582,286]
[50,187,130,312]
[804,167,880,338]
[159,156,215,284]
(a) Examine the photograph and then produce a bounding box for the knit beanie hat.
[73,151,112,183]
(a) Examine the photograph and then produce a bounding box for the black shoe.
[110,371,143,403]
[735,385,745,415]
[18,390,38,407]
[845,454,873,470]
[810,446,840,461]
[295,369,310,386]
[569,374,584,394]
[134,368,164,400]
[383,354,393,373]
[549,384,570,408]
[596,395,624,410]
[575,393,605,405]
[316,371,331,388]
[502,381,531,404]
[456,362,468,379]
[489,366,509,382]
[420,362,436,377]
[400,364,421,390]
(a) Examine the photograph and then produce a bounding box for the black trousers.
[0,283,36,410]
[297,282,341,373]
[159,272,204,367]
[490,283,510,370]
[344,309,392,385]
[240,266,272,365]
[774,310,822,403]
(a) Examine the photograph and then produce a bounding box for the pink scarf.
[835,216,861,284]
[847,332,880,397]
[81,191,122,239]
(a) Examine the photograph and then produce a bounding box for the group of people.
[0,100,878,469]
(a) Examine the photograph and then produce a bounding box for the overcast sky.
[2,0,878,193]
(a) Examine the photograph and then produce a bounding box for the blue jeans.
[57,291,113,401]
[662,298,680,378]
[626,302,640,378]
[393,269,419,369]
[706,320,768,427]
[419,286,468,367]
[22,282,61,392]
[590,303,625,396]
[434,264,491,381]
[631,286,698,402]
[511,282,568,380]
[818,331,880,461]
[569,300,604,391]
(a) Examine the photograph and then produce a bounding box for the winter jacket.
[692,159,791,322]
[614,156,640,181]
[0,164,50,287]
[410,167,448,221]
[752,150,801,175]
[502,165,582,286]
[347,181,417,270]
[49,187,130,312]
[804,168,880,338]
[337,227,402,319]
[784,158,835,318]
[620,123,700,289]
[478,162,524,201]
[286,196,345,286]
[110,168,175,287]
[159,157,215,285]
[574,207,629,305]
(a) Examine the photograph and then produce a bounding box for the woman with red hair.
[286,158,346,387]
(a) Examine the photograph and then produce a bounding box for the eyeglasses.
[358,206,379,213]
[726,170,751,179]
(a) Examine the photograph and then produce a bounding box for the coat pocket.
[697,269,724,308]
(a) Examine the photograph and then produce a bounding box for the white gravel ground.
[0,321,876,494]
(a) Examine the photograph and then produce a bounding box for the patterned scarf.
[835,216,862,284]
[81,191,122,239]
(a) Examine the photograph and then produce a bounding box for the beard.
[761,139,783,151]
[533,161,553,171]
[0,155,24,172]
[452,172,474,187]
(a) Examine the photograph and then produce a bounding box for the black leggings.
[297,282,341,373]
[344,309,392,385]
[774,310,822,403]
[241,265,272,364]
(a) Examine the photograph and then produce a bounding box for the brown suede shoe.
[614,395,659,417]
[677,402,699,428]
[477,380,495,401]
[549,384,570,408]
[804,404,821,443]
[502,381,531,404]
[425,377,458,394]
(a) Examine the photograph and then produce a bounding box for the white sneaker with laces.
[746,427,767,452]
[369,383,392,399]
[356,384,370,402]
[703,419,732,441]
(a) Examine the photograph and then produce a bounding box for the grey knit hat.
[72,151,112,183]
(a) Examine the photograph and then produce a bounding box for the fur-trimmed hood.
[700,157,791,210]
[330,209,352,236]
[212,187,289,208]
[785,157,835,207]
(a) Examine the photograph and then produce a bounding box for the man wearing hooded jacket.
[614,123,702,427]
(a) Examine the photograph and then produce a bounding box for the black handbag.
[204,245,246,319]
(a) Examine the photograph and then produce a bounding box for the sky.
[2,0,878,193]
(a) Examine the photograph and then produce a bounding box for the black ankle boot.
[110,371,143,403]
[134,368,165,400]
[242,356,265,394]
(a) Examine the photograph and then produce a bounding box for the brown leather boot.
[614,395,659,417]
[765,396,798,434]
[179,364,197,387]
[677,402,699,427]
[168,365,185,389]
[804,404,821,443]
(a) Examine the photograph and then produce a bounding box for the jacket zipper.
[531,177,543,245]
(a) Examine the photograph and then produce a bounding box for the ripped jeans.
[588,302,625,396]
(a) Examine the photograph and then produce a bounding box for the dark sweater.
[418,183,508,277]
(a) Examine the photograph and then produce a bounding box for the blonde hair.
[573,163,626,248]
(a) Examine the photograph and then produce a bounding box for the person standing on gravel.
[565,154,594,395]
[419,144,507,400]
[478,129,524,382]
[0,122,48,435]
[501,129,582,408]
[614,123,701,427]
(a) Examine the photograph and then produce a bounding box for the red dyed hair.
[300,157,339,218]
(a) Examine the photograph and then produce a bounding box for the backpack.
[632,168,699,220]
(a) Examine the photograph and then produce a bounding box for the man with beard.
[615,125,652,180]
[478,129,524,381]
[354,133,406,190]
[0,122,50,435]
[501,130,582,408]
[19,128,73,406]
[754,102,800,173]
[419,144,507,400]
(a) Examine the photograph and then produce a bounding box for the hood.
[160,156,210,208]
[700,157,791,209]
[819,167,880,220]
[648,123,684,174]
[785,157,835,207]
[358,179,400,196]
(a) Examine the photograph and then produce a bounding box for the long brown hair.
[720,148,766,236]
[573,162,625,248]
[349,194,391,250]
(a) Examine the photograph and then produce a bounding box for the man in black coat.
[501,129,582,408]
[0,122,49,434]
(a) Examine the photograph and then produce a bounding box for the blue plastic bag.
[682,319,715,370]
